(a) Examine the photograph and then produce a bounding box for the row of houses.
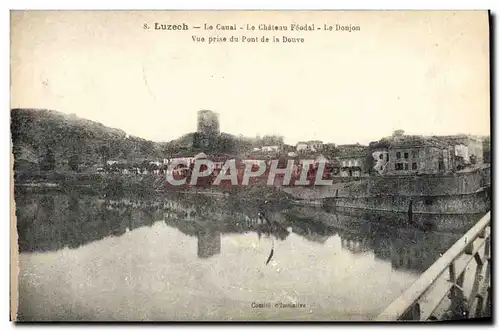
[371,130,484,176]
[100,131,486,178]
[250,140,331,155]
[99,153,233,176]
[245,130,486,177]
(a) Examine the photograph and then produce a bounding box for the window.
[412,150,418,159]
[424,197,435,205]
[342,160,346,167]
[404,163,409,170]
[396,152,401,159]
[354,160,359,166]
[438,160,444,171]
[404,152,409,159]
[412,162,418,170]
[379,154,384,160]
[395,163,403,170]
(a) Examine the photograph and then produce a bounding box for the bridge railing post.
[401,303,421,321]
[478,227,486,238]
[485,235,490,261]
[465,241,474,255]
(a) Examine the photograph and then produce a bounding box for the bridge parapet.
[375,211,491,321]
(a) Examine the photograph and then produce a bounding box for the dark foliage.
[10,109,165,172]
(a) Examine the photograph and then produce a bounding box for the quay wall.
[480,165,491,187]
[289,206,482,232]
[282,169,486,201]
[282,168,490,214]
[325,189,490,214]
[336,170,483,198]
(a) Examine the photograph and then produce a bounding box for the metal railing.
[376,211,491,321]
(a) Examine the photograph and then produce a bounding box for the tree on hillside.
[108,139,122,159]
[215,135,235,153]
[260,135,284,146]
[97,145,110,165]
[68,150,80,172]
[322,143,338,157]
[41,148,56,171]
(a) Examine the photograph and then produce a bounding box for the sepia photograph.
[9,10,491,322]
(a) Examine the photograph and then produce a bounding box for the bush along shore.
[13,171,297,203]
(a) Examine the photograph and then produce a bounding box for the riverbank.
[281,167,491,214]
[13,165,491,215]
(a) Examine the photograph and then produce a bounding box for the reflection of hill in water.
[14,190,475,273]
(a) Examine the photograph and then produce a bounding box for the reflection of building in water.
[197,228,221,259]
[388,240,433,273]
[163,199,226,221]
[282,210,338,244]
[369,227,458,274]
[340,232,371,254]
[302,234,330,244]
[366,231,430,272]
[371,237,392,261]
[328,211,464,273]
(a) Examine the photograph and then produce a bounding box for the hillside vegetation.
[11,109,168,172]
[10,108,273,174]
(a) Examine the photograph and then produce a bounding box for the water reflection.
[284,206,480,273]
[14,188,482,321]
[14,188,479,274]
[197,228,221,259]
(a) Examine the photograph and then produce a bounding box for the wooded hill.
[10,108,278,173]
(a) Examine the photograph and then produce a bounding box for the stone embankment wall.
[283,168,490,214]
[325,190,490,214]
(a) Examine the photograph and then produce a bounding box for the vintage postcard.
[10,10,491,322]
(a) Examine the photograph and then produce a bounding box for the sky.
[10,11,490,145]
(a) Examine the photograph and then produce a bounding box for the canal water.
[14,189,480,321]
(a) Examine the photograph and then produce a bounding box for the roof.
[194,152,208,159]
[315,155,329,163]
[369,140,391,150]
[209,154,240,162]
[433,135,483,145]
[336,144,369,158]
[198,109,219,116]
[329,158,341,166]
[389,136,448,149]
[295,151,329,159]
